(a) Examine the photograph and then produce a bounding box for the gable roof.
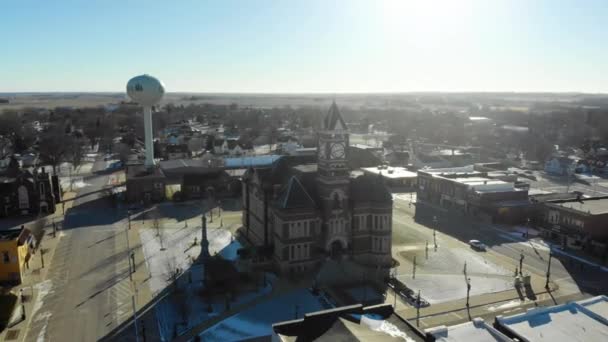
[279,176,317,209]
[324,101,347,131]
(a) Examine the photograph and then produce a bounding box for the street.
[25,158,139,341]
[389,192,608,328]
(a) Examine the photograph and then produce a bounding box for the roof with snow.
[273,303,425,342]
[426,318,511,342]
[495,295,608,342]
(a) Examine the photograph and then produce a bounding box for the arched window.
[332,192,341,209]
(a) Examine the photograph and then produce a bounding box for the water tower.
[126,74,165,168]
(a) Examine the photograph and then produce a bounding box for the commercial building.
[242,103,393,275]
[362,165,418,190]
[540,196,608,251]
[495,295,608,342]
[417,166,529,222]
[0,226,35,284]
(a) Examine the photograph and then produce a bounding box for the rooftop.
[273,304,425,342]
[224,154,281,169]
[426,318,511,342]
[550,197,608,215]
[362,166,417,179]
[0,226,24,241]
[496,295,608,342]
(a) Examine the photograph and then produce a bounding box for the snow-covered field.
[198,289,326,341]
[154,263,273,340]
[139,224,233,295]
[397,273,513,304]
[139,221,281,340]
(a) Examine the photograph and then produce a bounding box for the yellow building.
[0,226,33,284]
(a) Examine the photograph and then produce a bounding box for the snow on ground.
[139,224,233,295]
[154,264,274,340]
[218,240,242,261]
[495,227,608,272]
[198,289,326,341]
[397,274,513,305]
[361,315,418,342]
[487,300,521,312]
[393,192,417,204]
[32,279,54,342]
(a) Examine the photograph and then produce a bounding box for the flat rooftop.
[426,318,511,342]
[496,295,608,341]
[362,166,417,179]
[551,197,608,215]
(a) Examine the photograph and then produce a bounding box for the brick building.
[241,103,393,275]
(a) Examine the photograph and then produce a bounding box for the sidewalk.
[0,191,76,342]
[391,273,560,329]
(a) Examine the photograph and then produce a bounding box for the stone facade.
[241,103,393,275]
[0,167,57,217]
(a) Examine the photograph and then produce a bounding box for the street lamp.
[519,252,525,276]
[466,277,471,308]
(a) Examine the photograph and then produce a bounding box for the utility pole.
[132,289,139,342]
[425,241,429,260]
[519,252,524,276]
[126,216,132,281]
[463,261,467,276]
[128,210,132,230]
[40,245,44,268]
[545,251,553,289]
[413,256,417,279]
[416,290,421,327]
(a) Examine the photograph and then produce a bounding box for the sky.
[1,0,607,93]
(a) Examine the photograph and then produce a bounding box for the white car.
[469,239,486,251]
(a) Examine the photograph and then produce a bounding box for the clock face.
[330,143,345,159]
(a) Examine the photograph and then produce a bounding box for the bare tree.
[68,138,85,172]
[152,213,166,251]
[164,256,181,288]
[39,125,73,175]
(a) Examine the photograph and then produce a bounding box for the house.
[241,103,393,275]
[0,165,57,217]
[544,156,577,176]
[0,226,35,285]
[213,137,225,154]
[225,138,248,156]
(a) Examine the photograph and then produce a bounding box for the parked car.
[469,239,487,251]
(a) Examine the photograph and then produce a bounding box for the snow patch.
[488,300,521,312]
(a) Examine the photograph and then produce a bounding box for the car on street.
[469,239,487,251]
